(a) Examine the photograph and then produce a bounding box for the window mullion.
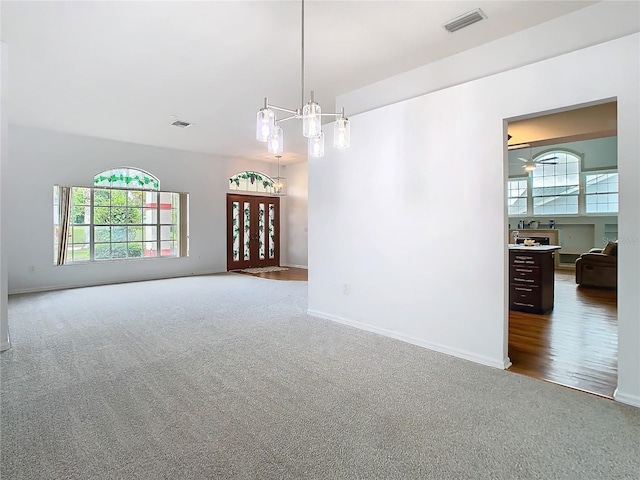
[90,188,95,261]
[578,172,584,215]
[527,175,533,216]
[156,192,161,257]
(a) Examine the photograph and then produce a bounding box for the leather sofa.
[575,241,617,288]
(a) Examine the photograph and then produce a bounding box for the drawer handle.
[515,268,533,273]
[513,301,534,307]
[515,287,533,292]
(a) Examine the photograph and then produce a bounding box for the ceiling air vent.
[444,8,487,33]
[170,119,192,128]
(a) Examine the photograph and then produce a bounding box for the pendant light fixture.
[273,155,287,196]
[256,0,350,158]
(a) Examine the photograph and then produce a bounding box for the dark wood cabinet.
[509,247,559,314]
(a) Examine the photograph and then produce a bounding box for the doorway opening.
[505,100,618,398]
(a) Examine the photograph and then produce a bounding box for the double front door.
[227,194,280,270]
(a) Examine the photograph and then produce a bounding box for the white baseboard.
[307,309,508,370]
[614,388,640,408]
[8,270,225,295]
[283,264,308,269]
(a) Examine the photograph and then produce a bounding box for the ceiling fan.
[518,154,558,172]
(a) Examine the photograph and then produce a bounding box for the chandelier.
[256,0,350,158]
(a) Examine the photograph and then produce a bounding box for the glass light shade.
[308,131,325,158]
[267,126,283,155]
[273,177,287,196]
[302,101,321,138]
[333,117,350,149]
[256,108,275,142]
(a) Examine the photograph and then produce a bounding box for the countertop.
[508,244,562,252]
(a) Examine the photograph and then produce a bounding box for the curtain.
[55,186,71,266]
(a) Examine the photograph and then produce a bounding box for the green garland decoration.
[229,171,275,189]
[94,173,159,189]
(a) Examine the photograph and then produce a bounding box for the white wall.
[6,126,273,293]
[280,161,308,268]
[309,32,640,407]
[1,43,10,350]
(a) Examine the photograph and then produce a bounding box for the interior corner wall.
[309,33,640,407]
[5,126,270,294]
[280,161,308,268]
[1,43,10,351]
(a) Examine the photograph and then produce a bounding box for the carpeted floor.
[1,273,639,479]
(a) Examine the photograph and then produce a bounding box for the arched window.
[94,167,159,190]
[229,171,276,194]
[531,151,580,215]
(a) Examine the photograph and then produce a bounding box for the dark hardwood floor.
[233,267,308,281]
[508,269,617,399]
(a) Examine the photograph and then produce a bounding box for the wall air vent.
[444,8,487,33]
[170,119,192,128]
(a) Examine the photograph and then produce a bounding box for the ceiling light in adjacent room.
[273,155,287,196]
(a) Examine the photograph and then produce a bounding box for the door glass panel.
[268,203,275,259]
[243,202,250,260]
[232,201,240,262]
[258,203,265,260]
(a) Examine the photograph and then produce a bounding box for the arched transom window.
[94,167,160,190]
[229,171,276,194]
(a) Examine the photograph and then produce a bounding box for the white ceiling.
[1,0,597,164]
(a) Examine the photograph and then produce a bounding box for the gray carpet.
[1,273,638,479]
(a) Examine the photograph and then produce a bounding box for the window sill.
[60,255,183,266]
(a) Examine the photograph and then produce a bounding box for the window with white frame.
[54,168,188,265]
[531,151,580,215]
[585,171,618,213]
[507,179,528,216]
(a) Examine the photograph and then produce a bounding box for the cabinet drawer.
[510,265,541,284]
[511,254,539,266]
[510,285,539,308]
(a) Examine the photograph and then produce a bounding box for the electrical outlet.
[343,284,350,295]
[28,265,35,273]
